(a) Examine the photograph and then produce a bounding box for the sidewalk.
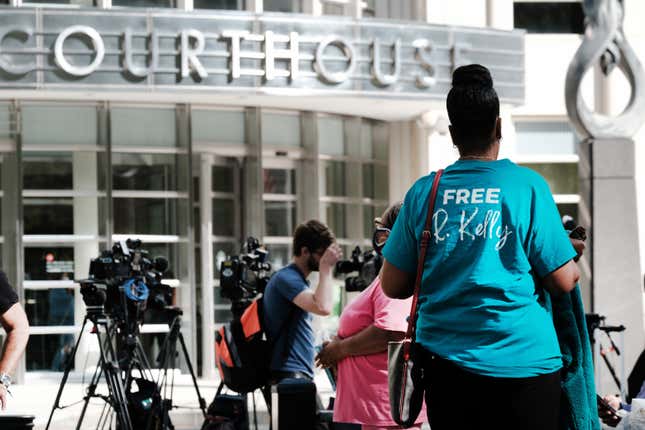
[0,371,317,430]
[1,371,430,429]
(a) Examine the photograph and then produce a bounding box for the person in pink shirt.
[315,203,426,430]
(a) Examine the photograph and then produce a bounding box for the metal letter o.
[54,25,105,77]
[315,36,356,84]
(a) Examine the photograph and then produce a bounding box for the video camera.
[335,246,382,292]
[219,237,272,303]
[79,239,172,317]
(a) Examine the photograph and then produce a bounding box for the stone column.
[579,137,643,395]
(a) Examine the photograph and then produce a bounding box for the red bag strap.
[403,169,443,358]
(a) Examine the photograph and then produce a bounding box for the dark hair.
[293,220,335,256]
[375,202,402,230]
[446,64,500,154]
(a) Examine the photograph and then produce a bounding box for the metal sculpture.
[565,0,645,139]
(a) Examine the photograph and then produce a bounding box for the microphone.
[562,214,576,231]
[154,257,169,273]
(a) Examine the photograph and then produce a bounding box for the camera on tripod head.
[79,239,172,317]
[335,246,382,292]
[219,237,272,303]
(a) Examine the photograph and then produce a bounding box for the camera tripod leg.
[177,329,207,416]
[149,330,176,430]
[75,357,104,430]
[94,317,134,430]
[45,316,89,430]
[77,317,122,430]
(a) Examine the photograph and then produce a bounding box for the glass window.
[113,0,174,6]
[264,169,295,194]
[514,2,584,34]
[265,244,291,270]
[192,110,245,144]
[370,0,418,20]
[23,0,94,4]
[363,206,376,239]
[112,153,179,191]
[360,122,373,159]
[323,161,346,196]
[25,289,75,327]
[322,2,345,15]
[515,121,577,155]
[111,108,176,147]
[23,153,73,189]
[214,299,233,324]
[24,199,73,235]
[362,0,375,17]
[519,163,578,195]
[212,165,236,192]
[138,333,171,368]
[264,0,300,12]
[557,203,578,223]
[319,117,344,156]
[0,103,11,138]
[325,203,346,238]
[26,334,77,371]
[212,198,236,236]
[265,201,296,236]
[113,198,178,235]
[262,113,300,147]
[363,164,374,199]
[373,123,388,161]
[194,0,241,8]
[25,247,74,281]
[363,204,388,239]
[22,106,97,146]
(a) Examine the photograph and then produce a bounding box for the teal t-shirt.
[382,159,577,378]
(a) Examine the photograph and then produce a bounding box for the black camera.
[79,239,172,316]
[219,237,272,303]
[335,246,382,292]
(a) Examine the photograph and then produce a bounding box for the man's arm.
[0,303,29,409]
[0,303,29,374]
[292,243,342,316]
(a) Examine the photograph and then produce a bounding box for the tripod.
[149,307,207,430]
[46,307,134,430]
[587,313,627,397]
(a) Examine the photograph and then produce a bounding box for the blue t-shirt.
[263,263,315,378]
[383,159,577,378]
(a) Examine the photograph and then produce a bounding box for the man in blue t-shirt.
[263,219,341,381]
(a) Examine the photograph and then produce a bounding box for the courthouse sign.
[0,8,525,103]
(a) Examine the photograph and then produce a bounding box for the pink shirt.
[333,277,426,426]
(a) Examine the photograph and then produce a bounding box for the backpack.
[215,296,294,393]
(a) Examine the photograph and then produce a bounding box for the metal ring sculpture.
[565,0,645,139]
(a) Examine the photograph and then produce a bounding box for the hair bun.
[451,64,494,89]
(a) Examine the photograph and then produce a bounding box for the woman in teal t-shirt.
[381,64,581,430]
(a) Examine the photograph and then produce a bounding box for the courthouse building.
[0,0,642,388]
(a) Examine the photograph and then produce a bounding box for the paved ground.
[0,371,431,429]
[0,371,315,430]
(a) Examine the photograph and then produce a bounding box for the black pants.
[420,348,561,430]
